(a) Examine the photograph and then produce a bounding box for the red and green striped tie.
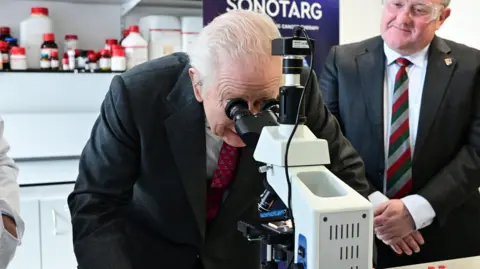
[386,58,412,199]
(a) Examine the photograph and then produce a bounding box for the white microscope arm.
[253,124,374,269]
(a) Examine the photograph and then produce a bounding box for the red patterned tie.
[386,58,412,199]
[206,142,239,223]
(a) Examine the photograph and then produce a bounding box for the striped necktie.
[386,58,412,199]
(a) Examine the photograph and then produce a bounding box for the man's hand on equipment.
[373,200,415,245]
[389,230,424,255]
[2,214,17,238]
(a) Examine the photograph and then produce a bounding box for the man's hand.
[2,214,17,238]
[373,200,415,245]
[389,231,424,255]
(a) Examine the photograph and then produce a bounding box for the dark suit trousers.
[192,259,204,269]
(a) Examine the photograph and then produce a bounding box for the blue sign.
[202,0,340,78]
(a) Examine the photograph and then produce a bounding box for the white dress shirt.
[0,116,24,268]
[206,124,224,179]
[368,43,436,231]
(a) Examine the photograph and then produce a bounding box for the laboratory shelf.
[0,71,115,159]
[0,71,115,114]
[17,0,203,15]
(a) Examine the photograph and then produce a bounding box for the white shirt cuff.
[0,200,24,244]
[401,194,436,230]
[368,191,389,208]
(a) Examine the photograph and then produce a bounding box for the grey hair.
[440,0,450,7]
[382,0,450,7]
[187,10,281,95]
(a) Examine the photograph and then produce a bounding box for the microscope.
[225,27,374,269]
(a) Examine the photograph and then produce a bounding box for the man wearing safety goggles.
[320,0,480,268]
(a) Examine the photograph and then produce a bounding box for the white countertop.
[16,159,79,185]
[389,256,480,269]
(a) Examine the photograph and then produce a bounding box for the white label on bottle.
[65,40,77,51]
[62,63,69,70]
[111,57,126,71]
[99,58,111,70]
[124,45,148,69]
[149,29,181,59]
[1,53,8,63]
[40,48,51,68]
[89,62,98,70]
[51,59,59,69]
[77,57,86,69]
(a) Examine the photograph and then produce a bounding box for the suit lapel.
[414,37,455,161]
[208,146,264,234]
[164,64,208,240]
[355,37,386,154]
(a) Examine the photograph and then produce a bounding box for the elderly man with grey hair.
[320,0,480,268]
[68,9,373,269]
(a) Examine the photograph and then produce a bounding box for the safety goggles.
[384,0,444,23]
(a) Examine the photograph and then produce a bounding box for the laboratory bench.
[389,256,480,269]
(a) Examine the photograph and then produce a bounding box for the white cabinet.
[40,198,77,269]
[9,183,77,269]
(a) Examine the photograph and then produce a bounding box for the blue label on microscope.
[259,209,287,219]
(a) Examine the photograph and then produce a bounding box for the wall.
[339,0,382,44]
[436,0,480,49]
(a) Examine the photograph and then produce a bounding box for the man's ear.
[189,68,203,102]
[437,8,451,29]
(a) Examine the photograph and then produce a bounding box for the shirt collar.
[384,42,430,68]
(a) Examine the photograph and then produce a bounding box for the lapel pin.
[445,58,452,66]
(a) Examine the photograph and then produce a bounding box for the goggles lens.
[384,0,442,23]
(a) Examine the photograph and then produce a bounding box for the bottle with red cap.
[51,50,59,70]
[111,45,126,72]
[105,39,118,51]
[87,51,98,71]
[40,33,58,70]
[99,49,111,71]
[20,7,53,69]
[64,34,78,52]
[10,47,27,70]
[0,27,12,41]
[121,25,148,70]
[0,40,11,70]
[62,53,69,71]
[0,41,8,70]
[119,29,130,45]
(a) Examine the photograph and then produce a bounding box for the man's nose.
[249,103,261,114]
[396,8,413,24]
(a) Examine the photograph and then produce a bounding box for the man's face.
[381,0,450,55]
[190,57,282,147]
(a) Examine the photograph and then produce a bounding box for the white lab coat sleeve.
[0,116,24,269]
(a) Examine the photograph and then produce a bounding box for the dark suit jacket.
[320,35,480,266]
[67,52,371,269]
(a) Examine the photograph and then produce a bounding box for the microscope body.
[229,27,374,268]
[254,124,374,269]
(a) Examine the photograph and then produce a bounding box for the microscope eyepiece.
[225,98,252,121]
[225,98,279,148]
[260,98,279,114]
